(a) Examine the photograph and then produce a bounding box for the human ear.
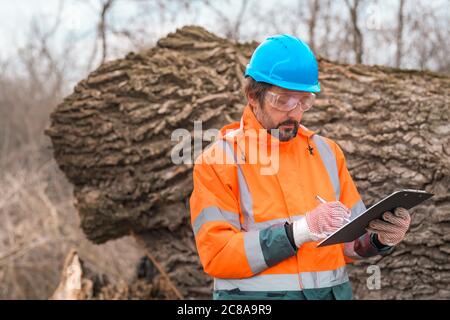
[247,92,258,109]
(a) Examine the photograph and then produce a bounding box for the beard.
[269,119,299,141]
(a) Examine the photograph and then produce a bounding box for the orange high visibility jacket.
[190,105,391,296]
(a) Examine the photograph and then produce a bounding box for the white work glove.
[293,202,351,247]
[366,207,411,246]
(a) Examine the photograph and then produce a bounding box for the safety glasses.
[265,91,315,112]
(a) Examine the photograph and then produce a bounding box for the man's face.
[250,86,308,141]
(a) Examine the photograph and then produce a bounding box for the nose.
[287,105,303,121]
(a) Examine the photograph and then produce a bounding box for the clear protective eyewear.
[266,91,315,112]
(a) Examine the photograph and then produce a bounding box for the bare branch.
[308,0,320,51]
[232,0,250,41]
[345,0,364,64]
[202,0,251,41]
[98,0,115,64]
[395,0,405,68]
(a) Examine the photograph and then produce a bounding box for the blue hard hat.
[244,34,320,93]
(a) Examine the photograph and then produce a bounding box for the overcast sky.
[0,0,410,56]
[1,0,448,79]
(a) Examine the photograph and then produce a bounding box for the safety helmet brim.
[245,68,321,93]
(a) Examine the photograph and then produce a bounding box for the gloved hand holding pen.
[293,196,351,248]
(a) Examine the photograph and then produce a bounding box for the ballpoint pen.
[316,195,351,223]
[316,195,327,204]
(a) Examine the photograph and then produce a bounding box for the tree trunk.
[45,26,450,299]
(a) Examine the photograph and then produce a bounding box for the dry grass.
[0,137,145,299]
[0,55,144,299]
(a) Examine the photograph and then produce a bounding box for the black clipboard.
[317,189,434,247]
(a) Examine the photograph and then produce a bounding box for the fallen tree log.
[45,26,450,299]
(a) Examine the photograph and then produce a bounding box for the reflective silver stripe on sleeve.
[194,209,305,237]
[214,266,348,291]
[243,230,268,274]
[198,214,302,232]
[312,135,340,201]
[249,215,304,230]
[192,206,241,236]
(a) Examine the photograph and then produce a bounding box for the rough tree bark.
[45,26,450,299]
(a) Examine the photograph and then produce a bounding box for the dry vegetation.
[0,147,144,299]
[0,40,143,301]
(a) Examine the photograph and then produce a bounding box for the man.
[189,34,411,300]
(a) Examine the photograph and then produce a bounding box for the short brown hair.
[243,77,272,107]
